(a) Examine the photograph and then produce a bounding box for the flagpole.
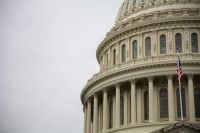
[177,48,183,121]
[178,77,184,121]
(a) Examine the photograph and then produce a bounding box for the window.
[194,87,200,118]
[120,96,124,125]
[176,87,186,118]
[113,49,117,65]
[122,45,126,62]
[109,100,113,128]
[144,90,149,120]
[175,33,182,53]
[191,33,198,53]
[160,35,166,54]
[106,54,109,68]
[145,37,151,57]
[160,88,168,119]
[132,40,138,59]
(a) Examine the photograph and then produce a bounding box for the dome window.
[113,49,117,65]
[194,87,200,118]
[145,37,151,57]
[160,88,168,119]
[120,96,124,125]
[191,33,198,53]
[122,45,126,62]
[144,90,149,121]
[175,33,182,53]
[160,35,166,54]
[132,40,138,59]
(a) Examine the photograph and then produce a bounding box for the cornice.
[81,54,200,103]
[81,64,200,104]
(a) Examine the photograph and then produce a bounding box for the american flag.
[177,56,183,80]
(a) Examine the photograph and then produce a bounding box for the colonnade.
[83,74,198,133]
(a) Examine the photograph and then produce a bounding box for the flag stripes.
[177,56,183,80]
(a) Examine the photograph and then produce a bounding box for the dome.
[116,0,200,24]
[81,1,200,133]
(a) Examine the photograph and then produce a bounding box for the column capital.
[187,74,193,79]
[93,93,98,98]
[130,79,136,84]
[115,83,121,88]
[167,75,173,80]
[148,76,154,81]
[87,98,92,103]
[103,88,108,93]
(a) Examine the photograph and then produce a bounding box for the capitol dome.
[81,0,200,133]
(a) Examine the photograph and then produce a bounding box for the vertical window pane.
[132,40,138,59]
[109,100,113,128]
[106,54,109,68]
[145,37,151,57]
[194,87,200,118]
[113,49,116,65]
[144,90,149,120]
[175,33,182,53]
[160,35,166,54]
[122,45,126,62]
[160,88,168,118]
[176,88,186,118]
[191,33,198,53]
[120,96,124,125]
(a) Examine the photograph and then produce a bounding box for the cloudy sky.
[0,0,122,133]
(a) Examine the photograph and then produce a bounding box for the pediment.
[151,122,200,133]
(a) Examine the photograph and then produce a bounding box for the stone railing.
[86,53,200,88]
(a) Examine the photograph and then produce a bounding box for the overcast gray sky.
[0,0,122,133]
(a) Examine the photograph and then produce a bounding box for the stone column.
[188,74,195,121]
[103,89,108,130]
[84,106,87,133]
[116,84,121,127]
[87,100,91,133]
[124,91,128,125]
[130,80,136,125]
[93,94,99,133]
[148,77,154,123]
[168,75,175,122]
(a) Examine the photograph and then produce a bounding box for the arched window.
[109,100,113,128]
[132,40,138,59]
[194,87,200,118]
[176,87,186,118]
[145,37,151,57]
[132,0,136,5]
[122,45,126,62]
[113,49,117,65]
[160,35,166,54]
[175,33,182,53]
[191,33,198,53]
[120,96,124,125]
[160,88,168,119]
[144,90,149,120]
